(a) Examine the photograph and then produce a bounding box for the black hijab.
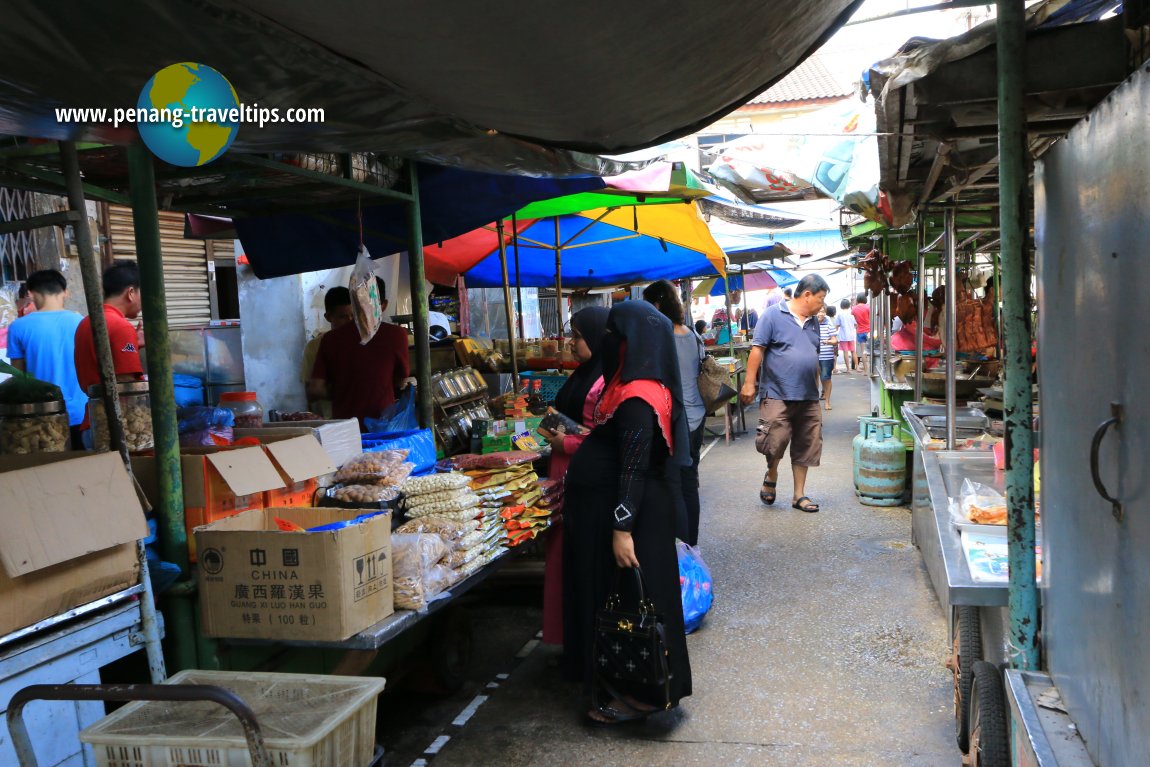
[552,306,610,423]
[600,301,691,467]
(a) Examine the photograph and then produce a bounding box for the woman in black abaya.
[563,300,692,725]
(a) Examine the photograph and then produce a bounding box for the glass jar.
[88,382,154,452]
[441,371,463,402]
[431,372,447,405]
[0,401,70,455]
[454,368,476,396]
[219,391,264,429]
[467,367,488,394]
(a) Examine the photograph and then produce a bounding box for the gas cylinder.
[852,416,881,493]
[854,418,906,506]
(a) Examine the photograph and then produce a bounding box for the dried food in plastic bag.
[439,451,541,471]
[335,453,412,486]
[396,516,479,542]
[349,244,389,344]
[957,478,1008,525]
[401,486,473,509]
[391,533,449,577]
[401,472,470,496]
[330,484,401,504]
[455,529,486,551]
[408,507,487,524]
[406,493,481,518]
[444,545,483,569]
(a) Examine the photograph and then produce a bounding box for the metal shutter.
[105,205,211,327]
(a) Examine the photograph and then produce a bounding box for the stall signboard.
[195,507,393,642]
[0,452,146,637]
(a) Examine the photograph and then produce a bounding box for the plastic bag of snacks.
[395,516,480,546]
[401,472,471,497]
[391,533,458,610]
[348,244,390,344]
[334,450,411,485]
[436,451,542,471]
[405,493,481,518]
[330,484,401,504]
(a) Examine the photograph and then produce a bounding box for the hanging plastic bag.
[678,541,714,634]
[366,385,418,434]
[348,244,390,344]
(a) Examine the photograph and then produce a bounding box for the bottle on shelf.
[528,379,548,415]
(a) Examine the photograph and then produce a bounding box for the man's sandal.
[760,479,777,505]
[792,496,820,513]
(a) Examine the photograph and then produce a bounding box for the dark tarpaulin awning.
[234,165,604,279]
[0,1,861,175]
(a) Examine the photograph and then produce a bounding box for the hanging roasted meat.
[894,293,917,324]
[889,260,913,295]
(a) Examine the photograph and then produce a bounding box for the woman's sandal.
[759,479,777,505]
[584,699,655,728]
[792,496,820,513]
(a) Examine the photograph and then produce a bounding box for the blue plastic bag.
[365,386,419,434]
[678,541,714,634]
[361,427,436,473]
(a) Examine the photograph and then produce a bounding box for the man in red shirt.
[851,292,871,375]
[309,278,410,429]
[74,261,145,431]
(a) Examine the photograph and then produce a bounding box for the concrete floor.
[384,374,957,766]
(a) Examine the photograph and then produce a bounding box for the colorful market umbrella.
[692,267,798,297]
[426,202,726,288]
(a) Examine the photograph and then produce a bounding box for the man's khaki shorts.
[755,398,823,467]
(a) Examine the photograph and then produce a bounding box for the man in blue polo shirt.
[6,270,86,448]
[740,274,829,513]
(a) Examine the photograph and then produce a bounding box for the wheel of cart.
[967,661,1009,767]
[948,605,982,753]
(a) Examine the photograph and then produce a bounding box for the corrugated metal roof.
[746,56,851,105]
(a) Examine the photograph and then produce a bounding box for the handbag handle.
[604,566,656,616]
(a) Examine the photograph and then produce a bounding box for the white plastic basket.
[80,670,386,767]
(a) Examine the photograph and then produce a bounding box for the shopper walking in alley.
[643,279,706,546]
[837,297,857,372]
[537,306,609,647]
[740,274,829,513]
[852,292,871,374]
[563,300,692,726]
[818,304,838,411]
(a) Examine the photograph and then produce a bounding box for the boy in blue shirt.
[7,270,86,447]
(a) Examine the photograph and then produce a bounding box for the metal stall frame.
[0,142,433,673]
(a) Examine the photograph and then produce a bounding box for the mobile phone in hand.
[538,408,589,436]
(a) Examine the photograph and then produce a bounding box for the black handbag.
[592,567,673,709]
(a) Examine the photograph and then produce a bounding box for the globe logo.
[136,63,240,167]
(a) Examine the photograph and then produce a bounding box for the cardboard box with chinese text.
[195,507,392,642]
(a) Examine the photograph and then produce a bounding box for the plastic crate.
[520,372,568,403]
[80,670,385,767]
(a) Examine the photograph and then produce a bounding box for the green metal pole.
[126,143,199,672]
[59,142,129,461]
[496,221,520,381]
[997,0,1039,671]
[405,161,433,428]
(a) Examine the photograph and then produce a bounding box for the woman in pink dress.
[537,306,610,646]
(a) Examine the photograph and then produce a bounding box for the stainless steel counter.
[911,448,1008,610]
